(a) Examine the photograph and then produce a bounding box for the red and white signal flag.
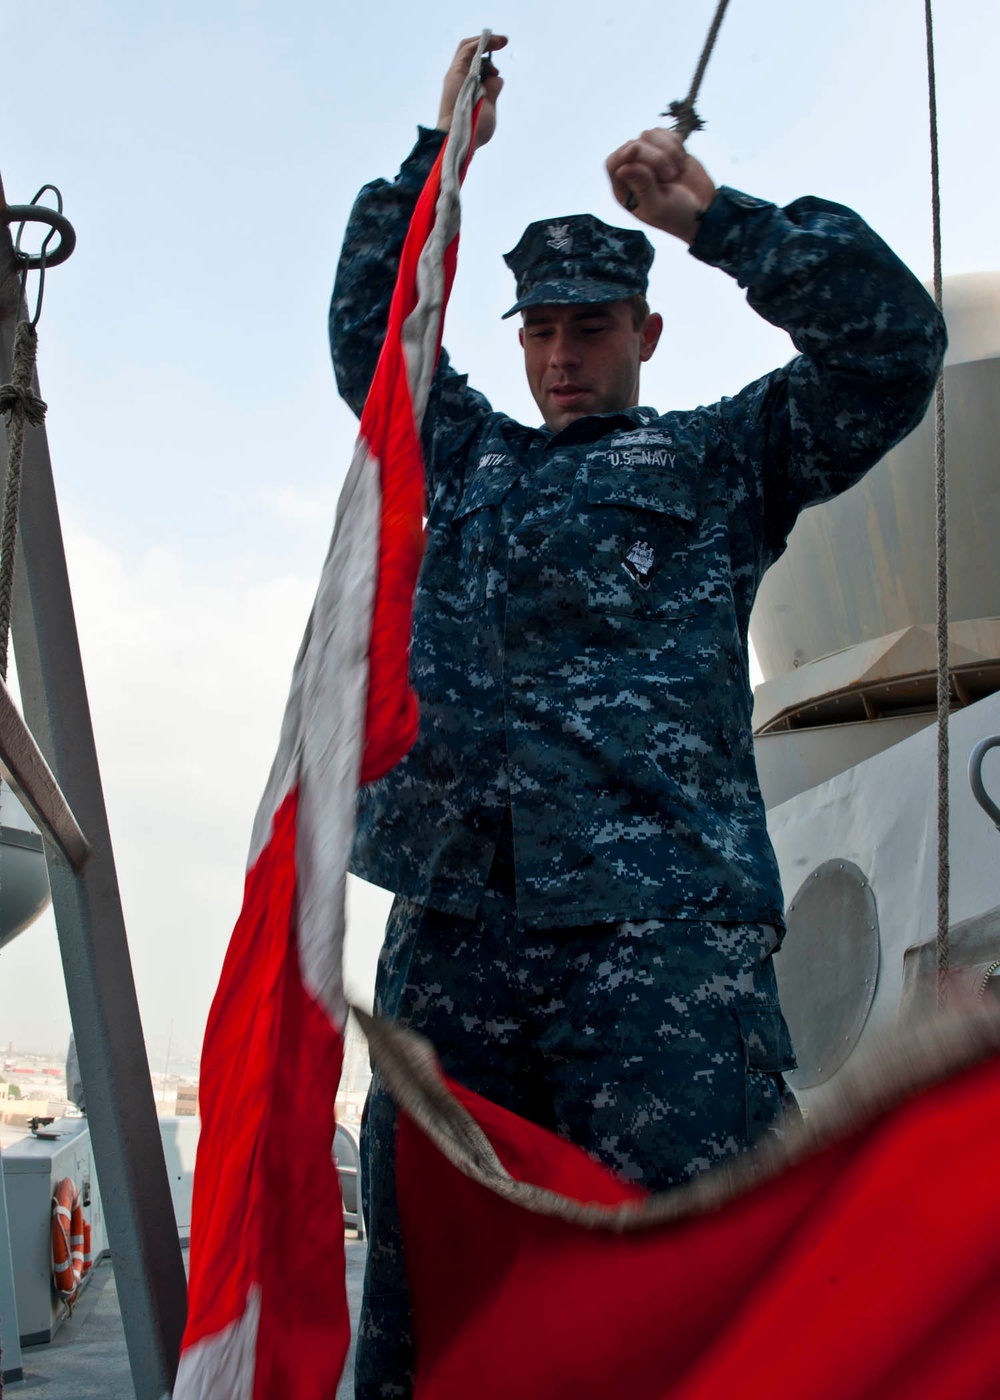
[174,34,489,1399]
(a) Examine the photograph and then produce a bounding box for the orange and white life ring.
[51,1176,91,1301]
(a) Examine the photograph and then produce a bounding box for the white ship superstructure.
[751,272,1000,1114]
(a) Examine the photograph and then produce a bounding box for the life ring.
[51,1177,91,1301]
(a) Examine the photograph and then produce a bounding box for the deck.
[7,1238,367,1398]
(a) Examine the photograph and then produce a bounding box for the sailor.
[330,34,946,1398]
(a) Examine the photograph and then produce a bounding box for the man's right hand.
[436,35,507,149]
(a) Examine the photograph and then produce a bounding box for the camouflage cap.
[502,214,654,320]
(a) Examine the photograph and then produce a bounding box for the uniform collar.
[539,405,659,449]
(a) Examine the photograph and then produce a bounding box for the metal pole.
[1,173,186,1398]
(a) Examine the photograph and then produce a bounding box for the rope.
[924,0,949,1011]
[662,0,733,139]
[0,318,46,682]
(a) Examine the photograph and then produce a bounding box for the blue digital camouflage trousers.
[355,819,798,1399]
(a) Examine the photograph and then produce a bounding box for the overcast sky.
[0,1,996,1069]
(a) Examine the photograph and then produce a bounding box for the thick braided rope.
[924,0,949,1010]
[663,0,733,139]
[0,319,46,682]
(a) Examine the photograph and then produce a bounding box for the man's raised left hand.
[606,129,716,245]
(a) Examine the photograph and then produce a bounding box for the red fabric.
[182,791,349,1395]
[398,1055,1000,1400]
[359,105,480,783]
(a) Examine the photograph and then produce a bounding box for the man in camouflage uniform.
[330,35,946,1398]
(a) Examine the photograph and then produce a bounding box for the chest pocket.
[586,467,698,620]
[444,467,518,612]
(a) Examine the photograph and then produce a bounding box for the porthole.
[774,859,879,1088]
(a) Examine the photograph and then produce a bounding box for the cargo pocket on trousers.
[737,1005,797,1145]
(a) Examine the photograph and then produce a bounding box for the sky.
[0,0,997,1070]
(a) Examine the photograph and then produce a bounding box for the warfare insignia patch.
[622,540,655,589]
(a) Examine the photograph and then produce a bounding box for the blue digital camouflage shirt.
[330,127,945,932]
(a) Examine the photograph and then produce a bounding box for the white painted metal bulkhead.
[767,689,1000,1116]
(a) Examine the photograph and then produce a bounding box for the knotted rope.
[924,0,950,1010]
[662,0,733,139]
[0,318,47,681]
[622,0,733,211]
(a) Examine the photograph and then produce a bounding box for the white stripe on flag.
[297,437,382,1021]
[174,1285,260,1400]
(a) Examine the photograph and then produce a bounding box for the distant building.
[175,1085,199,1117]
[1,1095,71,1127]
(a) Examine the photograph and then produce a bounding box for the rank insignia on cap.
[622,540,655,589]
[502,214,654,320]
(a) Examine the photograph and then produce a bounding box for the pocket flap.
[587,468,695,521]
[737,1006,797,1074]
[455,468,518,520]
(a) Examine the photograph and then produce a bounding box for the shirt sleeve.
[691,185,947,569]
[329,128,493,500]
